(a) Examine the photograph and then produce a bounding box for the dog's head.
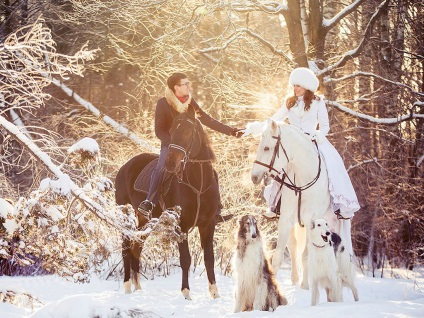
[238,215,260,241]
[310,218,331,244]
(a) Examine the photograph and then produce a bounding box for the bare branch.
[199,28,295,66]
[318,0,390,76]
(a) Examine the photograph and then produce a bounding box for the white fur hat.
[289,67,319,92]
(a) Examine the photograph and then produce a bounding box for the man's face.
[174,78,191,97]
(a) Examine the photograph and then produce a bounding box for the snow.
[0,265,423,318]
[67,138,99,156]
[0,198,15,218]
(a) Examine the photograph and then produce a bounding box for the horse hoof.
[209,283,220,299]
[182,288,192,300]
[124,281,132,294]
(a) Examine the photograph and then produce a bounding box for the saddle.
[133,158,173,200]
[134,159,158,193]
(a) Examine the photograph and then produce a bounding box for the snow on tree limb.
[324,71,424,97]
[0,115,139,241]
[318,0,390,76]
[0,19,97,114]
[328,100,424,123]
[49,77,159,153]
[323,0,366,29]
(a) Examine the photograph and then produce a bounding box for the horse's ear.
[187,105,196,121]
[267,118,278,133]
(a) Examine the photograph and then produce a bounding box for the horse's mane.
[194,119,216,161]
[277,122,316,152]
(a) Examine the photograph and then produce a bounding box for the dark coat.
[155,97,234,147]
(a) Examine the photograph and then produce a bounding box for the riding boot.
[215,202,234,224]
[264,197,281,221]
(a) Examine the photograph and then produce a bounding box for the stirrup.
[335,209,350,220]
[215,213,234,224]
[138,200,154,219]
[263,211,278,221]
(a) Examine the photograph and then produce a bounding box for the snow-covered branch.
[328,100,424,124]
[323,0,366,29]
[347,157,378,172]
[49,77,159,153]
[0,19,97,114]
[0,115,139,240]
[318,0,390,76]
[324,71,424,97]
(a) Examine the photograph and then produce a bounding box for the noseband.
[253,127,289,179]
[168,117,200,167]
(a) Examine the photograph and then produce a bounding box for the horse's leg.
[199,223,219,299]
[272,216,294,275]
[122,238,132,294]
[287,226,299,285]
[130,241,142,291]
[178,235,192,300]
[300,241,309,289]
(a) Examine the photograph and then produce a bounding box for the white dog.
[234,215,288,312]
[308,218,343,306]
[328,228,359,302]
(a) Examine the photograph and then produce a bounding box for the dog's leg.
[311,281,319,306]
[234,290,241,313]
[344,277,359,301]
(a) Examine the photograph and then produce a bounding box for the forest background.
[0,0,423,284]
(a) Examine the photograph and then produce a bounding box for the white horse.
[251,119,337,289]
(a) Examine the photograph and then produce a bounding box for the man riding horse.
[138,72,243,222]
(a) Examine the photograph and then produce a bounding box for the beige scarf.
[165,87,192,113]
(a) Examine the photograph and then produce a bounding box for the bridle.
[167,116,213,230]
[253,127,322,227]
[168,117,201,169]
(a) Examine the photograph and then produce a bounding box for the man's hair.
[167,72,187,92]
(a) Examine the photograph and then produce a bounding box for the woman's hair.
[286,90,320,111]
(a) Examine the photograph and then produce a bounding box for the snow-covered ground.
[1,264,423,318]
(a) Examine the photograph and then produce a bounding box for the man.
[138,72,243,223]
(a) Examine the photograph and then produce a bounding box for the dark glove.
[231,128,245,138]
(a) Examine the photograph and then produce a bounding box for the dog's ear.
[310,221,315,230]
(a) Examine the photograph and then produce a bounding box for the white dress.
[269,96,360,217]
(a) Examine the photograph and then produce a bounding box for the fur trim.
[289,67,319,92]
[165,87,192,113]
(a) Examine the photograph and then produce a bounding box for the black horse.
[115,105,220,300]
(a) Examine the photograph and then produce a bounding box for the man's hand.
[231,128,245,138]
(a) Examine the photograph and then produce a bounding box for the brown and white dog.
[234,215,287,312]
[308,218,359,306]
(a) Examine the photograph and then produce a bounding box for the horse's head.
[165,106,202,173]
[251,119,288,185]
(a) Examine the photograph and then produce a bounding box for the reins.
[254,128,322,227]
[168,118,214,230]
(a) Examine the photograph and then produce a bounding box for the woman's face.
[293,85,306,97]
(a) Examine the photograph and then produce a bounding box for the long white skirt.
[318,138,360,218]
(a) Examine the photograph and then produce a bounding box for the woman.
[247,67,360,254]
